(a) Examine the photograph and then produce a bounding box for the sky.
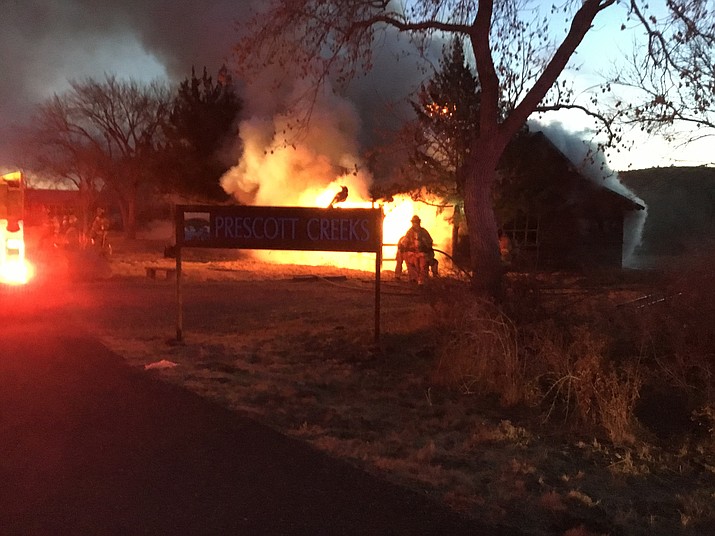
[0,0,711,175]
[541,2,714,170]
[0,0,252,167]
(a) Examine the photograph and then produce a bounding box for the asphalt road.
[0,280,519,536]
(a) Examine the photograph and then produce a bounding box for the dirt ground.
[36,234,714,536]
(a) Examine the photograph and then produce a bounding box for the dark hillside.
[619,166,715,264]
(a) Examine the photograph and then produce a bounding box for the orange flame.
[250,181,454,272]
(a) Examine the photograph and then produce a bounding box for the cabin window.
[503,212,539,247]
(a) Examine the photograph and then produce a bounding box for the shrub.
[649,256,714,401]
[432,284,642,444]
[532,324,642,444]
[624,252,715,445]
[432,252,715,449]
[431,297,530,407]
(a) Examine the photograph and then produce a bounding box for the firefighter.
[90,208,110,251]
[498,229,513,266]
[403,215,433,285]
[39,209,57,250]
[65,213,80,249]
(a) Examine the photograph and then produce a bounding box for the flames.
[249,180,453,272]
[219,84,454,272]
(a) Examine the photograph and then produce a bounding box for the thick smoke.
[531,120,648,267]
[220,80,373,206]
[220,28,429,206]
[1,0,435,206]
[0,1,447,265]
[0,0,256,165]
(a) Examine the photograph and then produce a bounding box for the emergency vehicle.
[0,171,29,284]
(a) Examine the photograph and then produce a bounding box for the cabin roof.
[525,131,645,212]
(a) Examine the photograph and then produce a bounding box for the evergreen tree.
[398,39,482,260]
[162,66,242,200]
[406,39,481,203]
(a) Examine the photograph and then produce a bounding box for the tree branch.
[503,0,615,139]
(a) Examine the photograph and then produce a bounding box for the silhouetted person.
[403,215,434,285]
[498,229,513,266]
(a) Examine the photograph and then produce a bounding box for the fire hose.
[432,248,472,278]
[291,248,472,296]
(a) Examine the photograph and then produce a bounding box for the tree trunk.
[116,188,137,240]
[463,151,502,298]
[125,191,137,239]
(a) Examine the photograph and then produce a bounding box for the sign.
[176,205,382,253]
[172,204,384,344]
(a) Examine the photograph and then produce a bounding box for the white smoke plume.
[218,71,456,269]
[215,25,458,268]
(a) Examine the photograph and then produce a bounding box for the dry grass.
[431,296,526,406]
[91,238,715,536]
[430,283,644,444]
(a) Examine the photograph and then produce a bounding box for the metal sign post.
[374,217,383,344]
[175,245,183,342]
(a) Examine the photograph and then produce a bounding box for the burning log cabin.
[495,130,644,271]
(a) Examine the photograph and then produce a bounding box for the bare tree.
[25,75,171,238]
[605,2,715,161]
[21,96,104,233]
[234,0,715,297]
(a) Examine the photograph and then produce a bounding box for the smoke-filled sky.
[0,1,710,173]
[0,0,256,165]
[1,0,433,177]
[1,1,669,268]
